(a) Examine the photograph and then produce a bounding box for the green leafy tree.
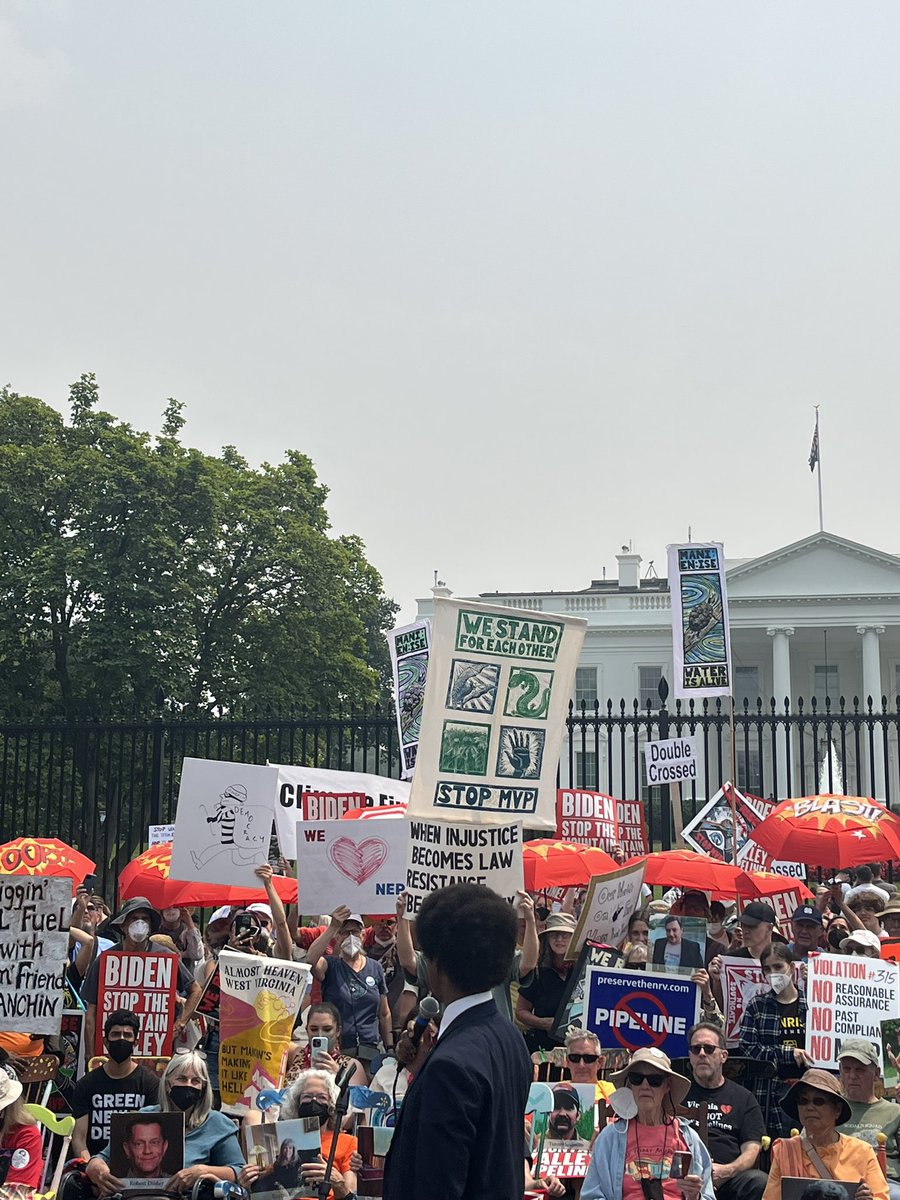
[0,375,397,718]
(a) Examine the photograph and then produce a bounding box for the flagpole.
[815,406,824,532]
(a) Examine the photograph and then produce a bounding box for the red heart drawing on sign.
[328,836,389,885]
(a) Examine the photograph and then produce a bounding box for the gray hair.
[281,1069,339,1120]
[565,1027,601,1053]
[160,1050,213,1130]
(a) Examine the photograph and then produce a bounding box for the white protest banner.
[683,784,804,878]
[586,965,700,1060]
[218,952,311,1110]
[148,824,175,846]
[95,951,177,1057]
[404,818,523,917]
[807,952,900,1069]
[721,956,768,1047]
[406,598,586,829]
[668,543,732,701]
[273,764,410,858]
[644,737,697,787]
[567,861,646,960]
[0,875,70,1035]
[387,619,430,780]
[170,758,279,889]
[296,818,409,913]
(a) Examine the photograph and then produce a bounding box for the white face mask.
[374,934,395,947]
[769,972,791,995]
[342,935,362,958]
[162,908,181,924]
[127,919,151,943]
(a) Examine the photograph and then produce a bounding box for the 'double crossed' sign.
[586,967,700,1061]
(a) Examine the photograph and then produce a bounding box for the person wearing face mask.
[738,943,812,1138]
[85,1050,245,1197]
[306,906,393,1069]
[71,1010,161,1159]
[80,897,201,1065]
[158,905,204,968]
[242,1069,357,1200]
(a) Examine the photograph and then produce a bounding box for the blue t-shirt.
[322,955,387,1048]
[98,1106,244,1173]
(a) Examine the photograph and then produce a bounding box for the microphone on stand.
[334,1059,356,1093]
[409,994,441,1048]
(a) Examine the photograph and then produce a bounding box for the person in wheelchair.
[84,1051,245,1196]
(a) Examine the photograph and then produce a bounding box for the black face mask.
[169,1085,203,1111]
[296,1100,329,1122]
[106,1039,134,1064]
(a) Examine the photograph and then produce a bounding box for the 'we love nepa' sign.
[295,819,409,914]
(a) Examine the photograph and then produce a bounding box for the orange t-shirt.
[318,1130,357,1199]
[0,1033,44,1058]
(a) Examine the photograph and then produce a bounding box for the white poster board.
[149,824,175,846]
[667,543,732,701]
[807,952,900,1069]
[296,818,409,913]
[273,765,410,858]
[170,758,279,888]
[644,737,697,786]
[406,598,586,829]
[0,875,70,1034]
[403,817,524,917]
[567,861,647,960]
[387,620,430,779]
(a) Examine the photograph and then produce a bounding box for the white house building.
[415,531,900,812]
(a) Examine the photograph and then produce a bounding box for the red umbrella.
[0,837,95,887]
[634,849,812,901]
[523,840,619,890]
[340,805,406,820]
[748,794,900,868]
[118,843,297,908]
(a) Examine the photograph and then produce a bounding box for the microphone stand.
[318,1073,353,1200]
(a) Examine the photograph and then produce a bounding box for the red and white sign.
[556,790,648,858]
[539,1143,592,1179]
[721,955,767,1047]
[96,952,177,1057]
[683,785,804,878]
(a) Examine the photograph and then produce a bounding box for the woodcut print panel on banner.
[407,598,586,829]
[387,619,430,780]
[667,543,732,701]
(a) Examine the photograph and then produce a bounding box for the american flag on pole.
[808,415,819,472]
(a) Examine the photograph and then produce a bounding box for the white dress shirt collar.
[436,990,493,1040]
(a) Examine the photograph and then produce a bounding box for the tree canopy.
[0,375,397,718]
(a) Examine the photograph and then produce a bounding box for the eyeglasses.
[627,1072,666,1088]
[567,1053,599,1064]
[796,1094,833,1108]
[689,1044,720,1055]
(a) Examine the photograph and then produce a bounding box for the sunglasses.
[689,1044,720,1055]
[568,1053,599,1064]
[627,1071,666,1088]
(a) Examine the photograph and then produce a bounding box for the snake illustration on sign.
[327,836,390,885]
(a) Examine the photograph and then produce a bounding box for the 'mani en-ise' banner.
[667,543,732,701]
[406,599,586,829]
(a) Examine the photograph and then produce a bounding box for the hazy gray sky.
[3,2,899,622]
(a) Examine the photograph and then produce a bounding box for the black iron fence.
[1,693,897,898]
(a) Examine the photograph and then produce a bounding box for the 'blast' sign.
[96,951,177,1057]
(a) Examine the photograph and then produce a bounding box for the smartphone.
[233,914,258,938]
[670,1152,693,1180]
[310,1036,329,1057]
[83,874,97,892]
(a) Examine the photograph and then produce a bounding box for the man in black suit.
[651,915,704,969]
[383,882,532,1200]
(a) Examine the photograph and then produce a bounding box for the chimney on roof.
[616,547,642,590]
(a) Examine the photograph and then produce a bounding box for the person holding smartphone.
[581,1047,714,1200]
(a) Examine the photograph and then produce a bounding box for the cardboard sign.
[683,785,804,878]
[567,861,647,961]
[148,824,175,846]
[0,875,70,1034]
[586,965,700,1059]
[721,956,768,1047]
[96,951,177,1057]
[387,619,431,779]
[556,791,649,857]
[108,1110,184,1188]
[553,940,624,1034]
[668,543,732,700]
[807,952,900,1069]
[218,951,310,1110]
[170,758,279,888]
[296,818,409,913]
[403,818,524,917]
[273,764,410,858]
[406,598,586,829]
[644,737,697,787]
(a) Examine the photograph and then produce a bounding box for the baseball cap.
[551,1082,581,1110]
[740,902,776,927]
[842,929,883,953]
[342,913,364,927]
[837,1038,880,1067]
[791,904,823,927]
[209,906,233,924]
[247,903,273,922]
